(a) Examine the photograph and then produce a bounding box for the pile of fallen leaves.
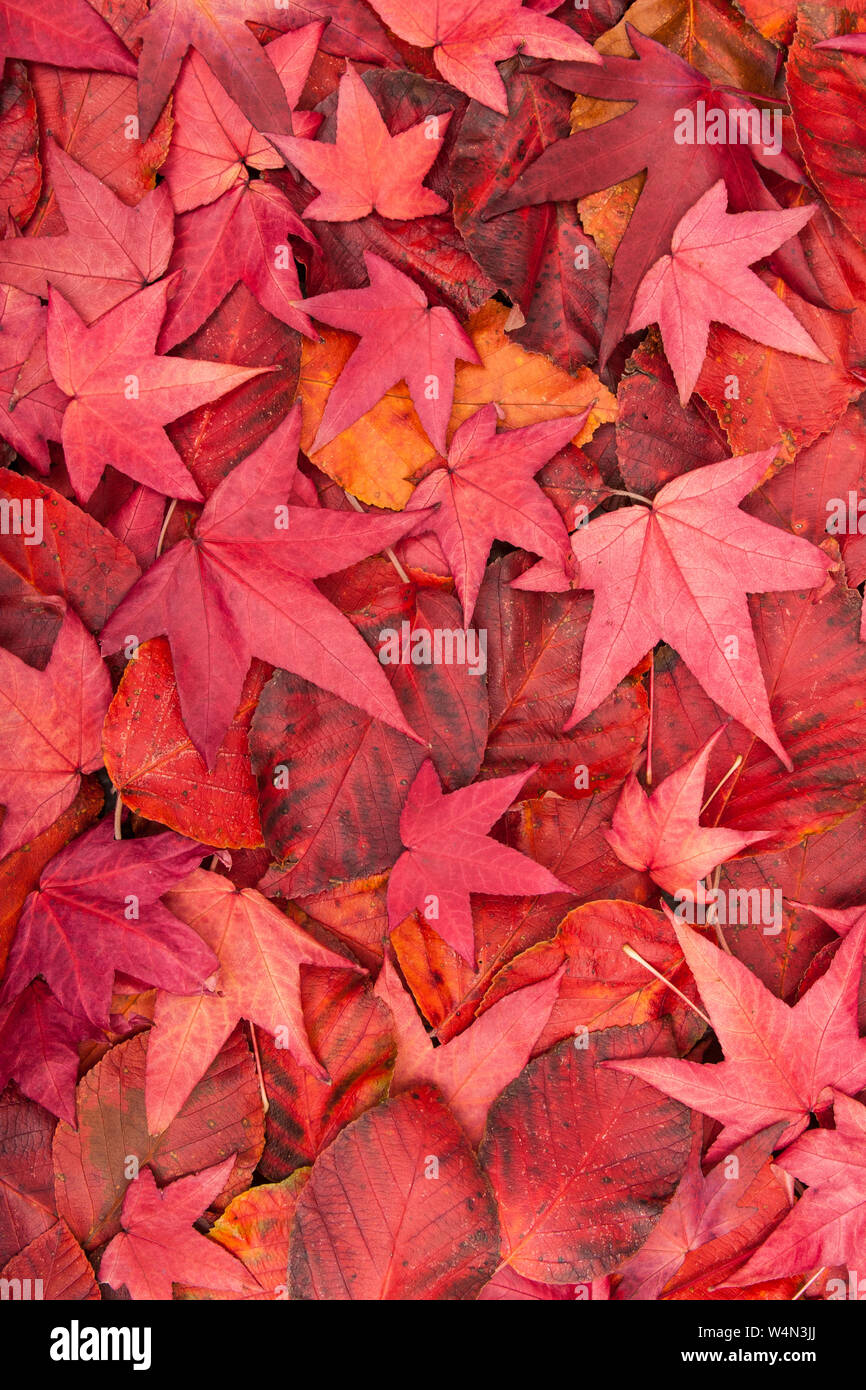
[1,0,866,1305]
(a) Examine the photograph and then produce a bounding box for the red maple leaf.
[155,26,323,349]
[404,405,586,624]
[387,759,570,964]
[488,26,820,365]
[100,406,431,768]
[129,0,300,142]
[375,950,564,1145]
[0,143,174,322]
[607,921,866,1159]
[159,182,317,351]
[301,250,478,454]
[100,1158,259,1299]
[46,279,269,503]
[726,1091,866,1287]
[163,27,324,214]
[3,0,866,1315]
[266,64,452,222]
[145,869,362,1133]
[364,0,600,112]
[0,820,216,1027]
[615,1122,791,1300]
[0,609,110,858]
[515,450,832,767]
[629,182,826,404]
[605,728,772,894]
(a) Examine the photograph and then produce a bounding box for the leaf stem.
[343,489,410,583]
[792,1267,825,1301]
[249,1023,269,1115]
[113,792,123,840]
[622,943,712,1027]
[156,498,178,558]
[607,487,653,506]
[646,653,655,786]
[718,84,787,107]
[700,753,743,815]
[703,865,731,954]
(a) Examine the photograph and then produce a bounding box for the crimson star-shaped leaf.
[486,26,820,366]
[615,1121,790,1300]
[605,728,772,895]
[0,820,217,1028]
[514,449,832,768]
[375,949,564,1144]
[387,760,570,965]
[405,404,585,625]
[628,181,826,404]
[162,27,324,214]
[100,1159,259,1299]
[46,279,269,503]
[144,869,363,1132]
[158,182,316,351]
[100,405,432,768]
[129,0,299,141]
[607,920,866,1160]
[266,63,452,222]
[0,143,174,322]
[364,0,600,113]
[726,1091,866,1288]
[301,250,478,455]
